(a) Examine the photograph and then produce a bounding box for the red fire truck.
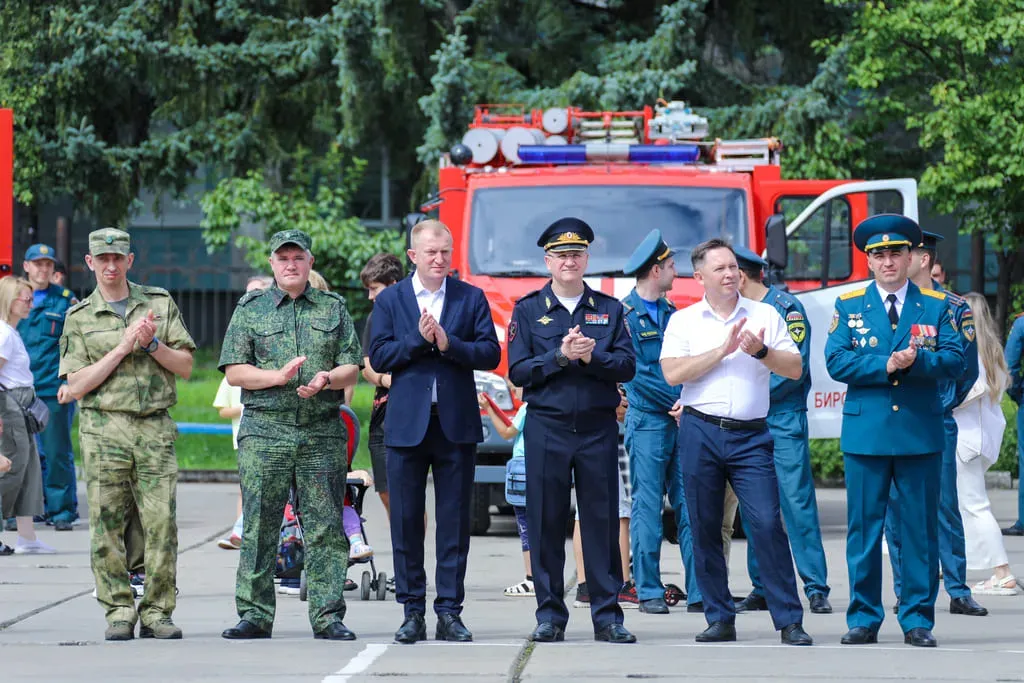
[414,102,919,533]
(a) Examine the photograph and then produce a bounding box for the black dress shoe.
[735,593,768,613]
[950,596,988,616]
[594,623,637,644]
[686,601,704,613]
[904,627,937,647]
[695,621,736,642]
[529,622,565,642]
[394,613,427,644]
[808,593,833,614]
[639,597,669,614]
[780,623,813,646]
[436,613,473,642]
[840,626,878,645]
[1002,525,1024,537]
[314,622,357,641]
[222,620,272,640]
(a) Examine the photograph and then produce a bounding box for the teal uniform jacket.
[935,283,978,412]
[17,284,76,397]
[621,289,677,413]
[824,281,965,456]
[763,286,811,416]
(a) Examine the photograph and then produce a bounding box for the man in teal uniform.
[732,246,831,616]
[884,230,986,617]
[17,244,78,530]
[620,229,700,614]
[825,214,965,648]
[1003,312,1024,536]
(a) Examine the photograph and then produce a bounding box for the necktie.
[886,293,899,329]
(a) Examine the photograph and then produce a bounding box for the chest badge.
[869,336,878,347]
[537,315,553,326]
[585,313,610,326]
[639,318,647,328]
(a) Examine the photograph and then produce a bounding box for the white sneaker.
[217,534,241,550]
[349,539,373,560]
[14,538,56,554]
[277,584,300,596]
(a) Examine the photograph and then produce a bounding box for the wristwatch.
[555,348,570,367]
[142,337,160,354]
[751,344,768,360]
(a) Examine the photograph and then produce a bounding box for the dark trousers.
[678,412,803,630]
[525,413,623,631]
[387,414,475,618]
[37,397,78,523]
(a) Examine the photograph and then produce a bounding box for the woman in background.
[953,293,1017,595]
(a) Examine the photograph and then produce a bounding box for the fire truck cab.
[417,102,918,534]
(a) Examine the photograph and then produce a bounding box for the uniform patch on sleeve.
[828,310,839,334]
[508,320,518,342]
[962,310,976,342]
[788,321,807,344]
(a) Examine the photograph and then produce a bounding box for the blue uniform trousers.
[884,416,969,600]
[1016,406,1024,529]
[845,453,940,633]
[35,397,78,523]
[387,415,476,618]
[678,412,802,629]
[625,409,701,605]
[525,413,623,630]
[745,410,829,599]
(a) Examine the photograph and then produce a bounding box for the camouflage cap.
[88,228,131,256]
[268,229,312,254]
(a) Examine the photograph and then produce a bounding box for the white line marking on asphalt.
[322,643,388,683]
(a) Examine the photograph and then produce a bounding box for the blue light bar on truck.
[516,144,701,165]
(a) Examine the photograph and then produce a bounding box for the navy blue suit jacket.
[369,275,500,448]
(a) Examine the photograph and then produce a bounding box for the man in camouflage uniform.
[60,228,196,641]
[219,229,363,641]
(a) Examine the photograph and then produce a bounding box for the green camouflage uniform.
[218,281,362,632]
[60,276,195,628]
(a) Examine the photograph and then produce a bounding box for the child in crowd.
[479,384,533,597]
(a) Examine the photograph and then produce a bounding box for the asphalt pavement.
[3,481,1024,682]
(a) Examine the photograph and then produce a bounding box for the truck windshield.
[468,185,748,277]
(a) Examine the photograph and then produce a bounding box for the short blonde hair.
[410,219,452,250]
[0,277,32,322]
[308,269,330,292]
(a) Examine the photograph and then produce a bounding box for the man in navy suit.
[369,219,500,644]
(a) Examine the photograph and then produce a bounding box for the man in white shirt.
[660,238,811,646]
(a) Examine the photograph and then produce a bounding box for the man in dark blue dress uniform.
[825,215,965,648]
[507,217,637,644]
[732,246,832,616]
[884,230,986,618]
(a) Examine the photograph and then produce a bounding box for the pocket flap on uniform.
[842,399,861,416]
[255,323,286,336]
[311,317,339,333]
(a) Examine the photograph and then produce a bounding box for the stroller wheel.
[376,572,388,601]
[299,570,308,602]
[361,571,371,601]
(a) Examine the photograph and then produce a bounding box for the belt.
[429,403,439,416]
[683,406,766,432]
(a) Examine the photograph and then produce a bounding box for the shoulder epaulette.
[238,289,269,306]
[622,302,634,313]
[839,288,866,301]
[661,297,676,310]
[141,285,171,297]
[65,299,91,317]
[921,288,946,301]
[317,289,347,305]
[591,289,617,301]
[516,289,543,303]
[945,290,966,305]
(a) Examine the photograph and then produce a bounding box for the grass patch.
[73,349,374,472]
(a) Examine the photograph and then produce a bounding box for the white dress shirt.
[411,270,447,403]
[876,279,909,319]
[660,295,797,420]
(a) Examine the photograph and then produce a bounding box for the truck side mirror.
[403,212,428,234]
[765,214,788,269]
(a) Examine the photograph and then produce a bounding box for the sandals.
[504,579,535,597]
[973,574,1019,596]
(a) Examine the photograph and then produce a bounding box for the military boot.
[104,621,135,641]
[140,618,183,640]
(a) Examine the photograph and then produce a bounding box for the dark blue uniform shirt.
[17,284,76,397]
[762,285,812,416]
[621,289,678,413]
[508,282,635,430]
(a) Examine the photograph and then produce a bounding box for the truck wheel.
[470,484,491,536]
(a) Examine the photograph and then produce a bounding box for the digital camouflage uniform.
[60,276,195,629]
[218,280,362,633]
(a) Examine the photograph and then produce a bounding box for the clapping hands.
[561,325,595,363]
[119,309,158,353]
[886,339,918,374]
[419,308,449,351]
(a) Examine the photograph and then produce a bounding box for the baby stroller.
[297,404,388,602]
